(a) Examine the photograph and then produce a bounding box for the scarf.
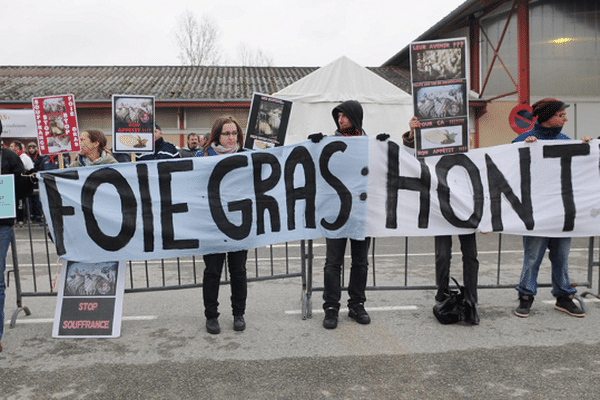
[339,127,362,137]
[79,151,108,167]
[211,143,239,155]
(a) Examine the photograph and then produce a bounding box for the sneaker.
[206,318,220,334]
[323,307,338,329]
[515,295,534,318]
[348,304,371,325]
[233,315,246,331]
[555,296,585,317]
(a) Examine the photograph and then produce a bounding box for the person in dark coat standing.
[310,100,372,330]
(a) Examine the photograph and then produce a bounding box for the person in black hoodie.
[0,120,26,352]
[310,100,371,329]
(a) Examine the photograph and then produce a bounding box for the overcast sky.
[2,0,465,67]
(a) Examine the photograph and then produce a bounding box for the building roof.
[0,65,411,104]
[382,0,505,67]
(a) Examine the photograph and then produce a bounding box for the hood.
[332,100,363,132]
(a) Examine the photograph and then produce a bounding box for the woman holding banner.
[69,129,118,168]
[195,116,248,334]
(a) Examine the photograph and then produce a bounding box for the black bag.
[16,173,35,200]
[432,277,479,325]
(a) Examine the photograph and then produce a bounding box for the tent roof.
[276,56,412,104]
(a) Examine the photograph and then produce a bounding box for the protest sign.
[0,175,16,219]
[112,95,155,154]
[0,109,36,138]
[38,137,600,263]
[53,260,125,338]
[410,38,469,157]
[244,93,292,150]
[32,94,80,156]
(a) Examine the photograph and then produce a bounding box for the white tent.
[275,56,414,145]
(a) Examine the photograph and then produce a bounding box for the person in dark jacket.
[0,120,26,352]
[135,124,180,161]
[402,116,479,324]
[512,98,592,318]
[195,116,248,334]
[310,100,372,330]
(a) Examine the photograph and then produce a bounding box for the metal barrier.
[582,237,600,301]
[7,209,597,325]
[302,234,595,319]
[7,212,308,327]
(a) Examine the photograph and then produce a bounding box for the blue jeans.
[516,236,576,298]
[0,225,14,341]
[323,237,371,310]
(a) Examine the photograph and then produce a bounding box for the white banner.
[0,109,37,138]
[38,137,600,262]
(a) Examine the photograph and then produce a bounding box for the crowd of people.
[0,96,590,352]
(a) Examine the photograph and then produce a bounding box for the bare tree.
[237,42,274,67]
[174,11,222,66]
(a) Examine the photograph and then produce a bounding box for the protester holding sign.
[195,116,248,334]
[402,116,480,324]
[512,98,592,318]
[69,129,118,168]
[0,120,27,352]
[309,100,372,330]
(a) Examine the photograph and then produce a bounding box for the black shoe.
[348,304,371,325]
[323,307,338,329]
[555,296,585,317]
[515,295,534,318]
[233,315,246,331]
[206,318,220,334]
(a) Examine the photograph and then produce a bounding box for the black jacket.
[0,148,25,226]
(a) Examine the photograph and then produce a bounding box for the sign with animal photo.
[112,95,155,154]
[410,38,469,157]
[244,93,292,150]
[53,260,126,338]
[31,94,80,156]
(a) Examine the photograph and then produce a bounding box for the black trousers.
[202,250,248,319]
[323,237,371,311]
[435,234,479,303]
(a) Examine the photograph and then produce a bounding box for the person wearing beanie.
[512,98,593,318]
[135,124,180,161]
[309,100,371,330]
[513,98,572,142]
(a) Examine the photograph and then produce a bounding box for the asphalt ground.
[2,228,600,399]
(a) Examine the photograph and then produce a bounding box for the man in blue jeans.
[512,98,591,318]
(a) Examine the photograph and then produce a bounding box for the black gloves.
[376,133,390,142]
[308,132,324,143]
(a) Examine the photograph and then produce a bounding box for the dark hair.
[10,141,23,151]
[83,129,107,153]
[531,98,569,124]
[187,133,199,140]
[203,116,244,151]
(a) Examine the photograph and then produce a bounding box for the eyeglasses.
[221,131,238,137]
